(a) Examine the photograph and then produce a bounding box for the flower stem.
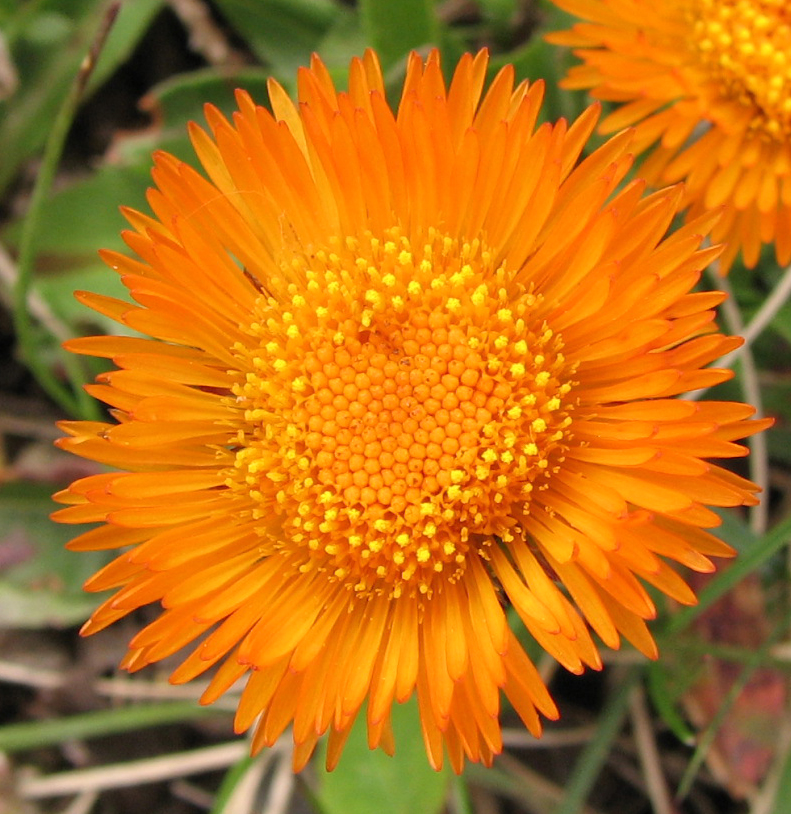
[712,268,769,533]
[718,260,791,371]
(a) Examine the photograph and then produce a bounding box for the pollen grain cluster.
[230,228,573,599]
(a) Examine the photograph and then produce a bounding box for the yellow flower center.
[229,228,574,599]
[690,0,791,137]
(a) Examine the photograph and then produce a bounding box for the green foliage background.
[1,1,790,813]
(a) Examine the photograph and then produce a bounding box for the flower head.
[54,49,769,772]
[547,0,791,271]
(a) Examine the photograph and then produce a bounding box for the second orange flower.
[548,0,791,272]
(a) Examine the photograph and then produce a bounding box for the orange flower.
[53,49,769,772]
[547,0,791,272]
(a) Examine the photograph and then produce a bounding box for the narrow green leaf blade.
[0,702,226,753]
[664,511,791,636]
[0,0,163,194]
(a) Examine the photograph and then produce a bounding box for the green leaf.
[1,162,151,332]
[3,66,276,270]
[0,0,20,26]
[710,505,756,554]
[493,23,586,126]
[3,163,151,255]
[0,480,109,629]
[767,428,791,466]
[315,698,449,814]
[767,738,791,814]
[477,0,517,29]
[770,302,791,347]
[35,264,138,334]
[359,0,440,70]
[212,0,343,77]
[314,9,368,82]
[114,66,278,165]
[0,0,163,194]
[144,66,273,127]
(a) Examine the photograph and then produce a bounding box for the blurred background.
[1,1,790,813]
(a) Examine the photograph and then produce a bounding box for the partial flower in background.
[546,0,791,272]
[53,49,769,772]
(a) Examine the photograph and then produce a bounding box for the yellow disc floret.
[228,227,574,599]
[689,0,791,137]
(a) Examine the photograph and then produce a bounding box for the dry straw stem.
[0,659,243,704]
[260,750,296,814]
[0,240,71,343]
[0,412,61,440]
[686,264,770,534]
[716,270,768,534]
[717,262,791,373]
[60,790,99,814]
[165,0,241,65]
[213,751,272,814]
[500,724,598,748]
[749,716,791,814]
[629,685,676,814]
[17,741,250,799]
[0,659,67,691]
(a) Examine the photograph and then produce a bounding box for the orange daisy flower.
[546,0,791,272]
[53,49,769,773]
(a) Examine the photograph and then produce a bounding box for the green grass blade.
[209,753,256,814]
[0,701,228,754]
[12,2,122,419]
[646,661,696,746]
[663,511,791,636]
